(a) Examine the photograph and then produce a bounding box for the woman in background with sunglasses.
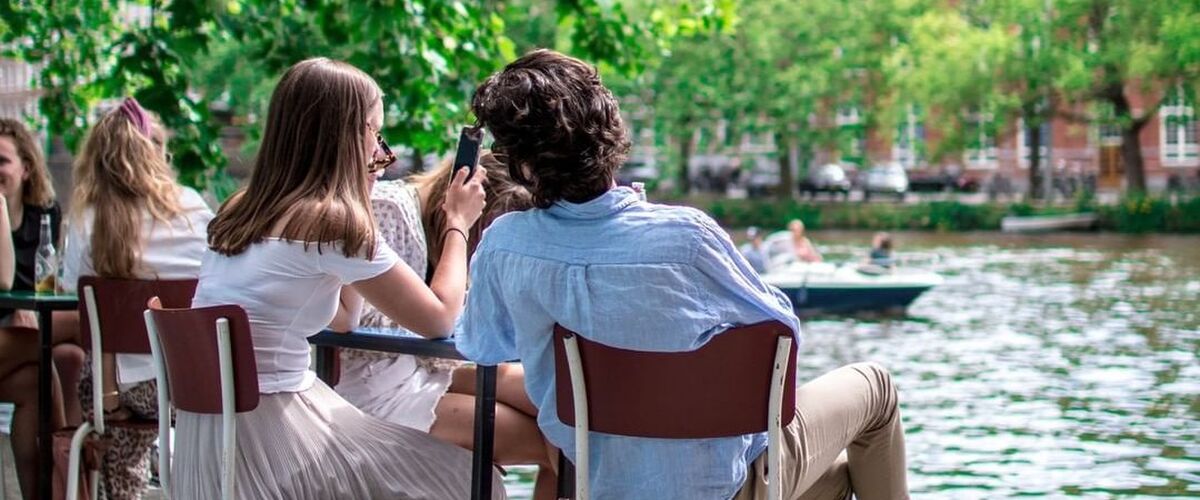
[184,58,500,499]
[338,152,561,499]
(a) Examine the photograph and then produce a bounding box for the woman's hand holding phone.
[443,165,487,235]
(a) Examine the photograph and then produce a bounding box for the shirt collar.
[546,187,639,220]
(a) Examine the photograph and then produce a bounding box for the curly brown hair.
[470,49,630,208]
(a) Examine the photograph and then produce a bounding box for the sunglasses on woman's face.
[367,125,396,174]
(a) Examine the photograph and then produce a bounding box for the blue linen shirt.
[458,187,802,500]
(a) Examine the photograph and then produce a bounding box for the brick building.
[853,84,1199,194]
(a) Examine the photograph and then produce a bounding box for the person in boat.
[187,57,503,499]
[458,49,909,500]
[868,232,894,268]
[334,153,559,498]
[788,219,822,263]
[739,226,768,273]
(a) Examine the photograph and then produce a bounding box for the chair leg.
[146,307,173,499]
[89,470,99,500]
[555,451,575,499]
[768,337,793,500]
[562,335,590,500]
[216,318,237,500]
[0,434,6,500]
[66,422,93,500]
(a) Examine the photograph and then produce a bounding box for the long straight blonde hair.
[207,58,380,257]
[70,105,181,279]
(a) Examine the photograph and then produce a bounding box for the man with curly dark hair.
[458,49,909,500]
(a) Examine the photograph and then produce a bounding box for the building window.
[836,105,861,127]
[893,104,924,168]
[1017,118,1051,169]
[1161,85,1198,167]
[965,109,997,169]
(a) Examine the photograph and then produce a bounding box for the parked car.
[907,165,983,193]
[746,156,780,197]
[863,163,909,200]
[617,158,659,190]
[799,163,852,198]
[906,167,955,192]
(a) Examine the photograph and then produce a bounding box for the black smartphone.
[452,126,483,182]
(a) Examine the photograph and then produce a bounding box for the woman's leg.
[50,311,82,425]
[51,344,84,426]
[448,363,537,418]
[0,313,82,424]
[78,359,160,500]
[0,327,37,380]
[445,363,558,498]
[430,393,558,500]
[0,363,65,500]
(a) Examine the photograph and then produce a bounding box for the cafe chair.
[66,277,198,500]
[552,320,796,500]
[144,298,258,500]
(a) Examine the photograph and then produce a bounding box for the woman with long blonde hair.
[61,97,214,499]
[187,58,500,498]
[337,153,558,498]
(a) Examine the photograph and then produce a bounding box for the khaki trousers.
[734,362,909,500]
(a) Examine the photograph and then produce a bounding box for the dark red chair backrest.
[78,276,198,354]
[552,320,796,439]
[147,301,260,413]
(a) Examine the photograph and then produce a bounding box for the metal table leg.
[314,345,335,383]
[470,365,497,500]
[36,307,53,499]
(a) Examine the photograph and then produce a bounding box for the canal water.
[506,231,1200,499]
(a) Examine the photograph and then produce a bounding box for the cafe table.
[0,290,79,499]
[309,327,499,500]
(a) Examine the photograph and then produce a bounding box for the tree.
[730,0,914,199]
[894,0,1200,196]
[1053,0,1200,193]
[500,0,738,195]
[638,30,736,195]
[3,0,724,193]
[892,7,1022,177]
[0,0,228,190]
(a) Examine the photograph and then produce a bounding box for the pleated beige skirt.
[171,379,506,499]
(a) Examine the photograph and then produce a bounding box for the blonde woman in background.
[336,153,558,499]
[789,219,823,263]
[61,98,213,499]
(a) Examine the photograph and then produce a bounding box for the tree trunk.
[1026,119,1043,200]
[1120,126,1146,193]
[677,134,693,195]
[410,148,425,174]
[1103,85,1147,193]
[775,130,794,200]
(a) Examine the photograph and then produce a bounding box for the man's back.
[459,187,800,499]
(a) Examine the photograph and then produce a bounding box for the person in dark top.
[0,118,83,500]
[5,203,61,304]
[739,226,768,273]
[868,231,895,268]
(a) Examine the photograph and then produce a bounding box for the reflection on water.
[508,231,1200,499]
[803,231,1200,499]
